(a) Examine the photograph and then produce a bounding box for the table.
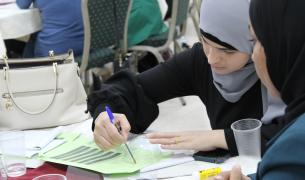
[104,156,259,180]
[11,119,258,180]
[12,156,258,180]
[8,162,67,180]
[10,158,258,180]
[0,3,41,56]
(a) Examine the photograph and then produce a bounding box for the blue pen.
[105,106,136,164]
[105,106,115,124]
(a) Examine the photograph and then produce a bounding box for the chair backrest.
[189,0,202,41]
[176,0,190,27]
[160,0,190,50]
[195,0,202,16]
[88,0,129,49]
[80,0,132,73]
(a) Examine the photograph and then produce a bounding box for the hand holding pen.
[106,106,136,164]
[205,165,250,180]
[93,107,131,151]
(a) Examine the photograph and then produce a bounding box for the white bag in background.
[0,51,89,130]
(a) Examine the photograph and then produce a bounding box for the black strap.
[112,0,124,69]
[112,0,120,50]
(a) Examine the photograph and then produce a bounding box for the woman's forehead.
[202,36,231,51]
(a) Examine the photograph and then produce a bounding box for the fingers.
[93,112,130,150]
[230,165,242,180]
[146,132,195,150]
[213,165,243,180]
[206,175,225,180]
[147,132,184,144]
[146,132,181,139]
[217,172,230,180]
[94,112,119,150]
[114,113,131,141]
[146,132,185,146]
[146,132,183,149]
[160,141,194,150]
[94,133,112,150]
[150,137,195,150]
[148,137,179,145]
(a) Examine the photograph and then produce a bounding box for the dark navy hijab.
[250,0,305,123]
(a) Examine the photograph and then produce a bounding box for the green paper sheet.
[38,133,170,174]
[56,132,81,142]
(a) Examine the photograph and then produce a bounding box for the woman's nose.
[207,48,222,64]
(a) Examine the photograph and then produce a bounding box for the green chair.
[76,0,132,90]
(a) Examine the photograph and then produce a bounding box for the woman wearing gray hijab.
[87,0,285,156]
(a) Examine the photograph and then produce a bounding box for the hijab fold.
[250,0,305,123]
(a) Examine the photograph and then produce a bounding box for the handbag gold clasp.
[5,98,13,110]
[2,93,13,110]
[49,50,55,59]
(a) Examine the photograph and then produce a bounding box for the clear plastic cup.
[0,131,26,177]
[32,174,67,180]
[0,159,7,180]
[231,119,262,159]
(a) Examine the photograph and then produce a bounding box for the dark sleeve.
[88,44,200,133]
[137,45,198,103]
[260,116,292,154]
[16,0,33,9]
[224,129,238,156]
[256,122,305,179]
[87,70,159,133]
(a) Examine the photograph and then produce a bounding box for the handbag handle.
[3,55,59,115]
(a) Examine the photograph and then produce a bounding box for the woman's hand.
[93,112,131,150]
[146,130,228,151]
[207,165,250,180]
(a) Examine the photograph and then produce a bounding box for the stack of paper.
[25,127,65,158]
[38,133,171,174]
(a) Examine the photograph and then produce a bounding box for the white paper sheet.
[25,126,63,150]
[140,154,194,173]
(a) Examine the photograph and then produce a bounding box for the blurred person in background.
[127,0,168,47]
[16,0,83,57]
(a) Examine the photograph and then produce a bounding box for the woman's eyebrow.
[219,47,235,51]
[202,36,235,51]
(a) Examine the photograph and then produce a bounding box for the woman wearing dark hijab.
[212,0,305,179]
[88,0,286,156]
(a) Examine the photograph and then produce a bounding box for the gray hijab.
[199,0,286,122]
[200,0,257,103]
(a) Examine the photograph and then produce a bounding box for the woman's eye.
[224,51,235,54]
[249,39,257,44]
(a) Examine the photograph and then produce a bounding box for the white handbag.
[0,50,89,130]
